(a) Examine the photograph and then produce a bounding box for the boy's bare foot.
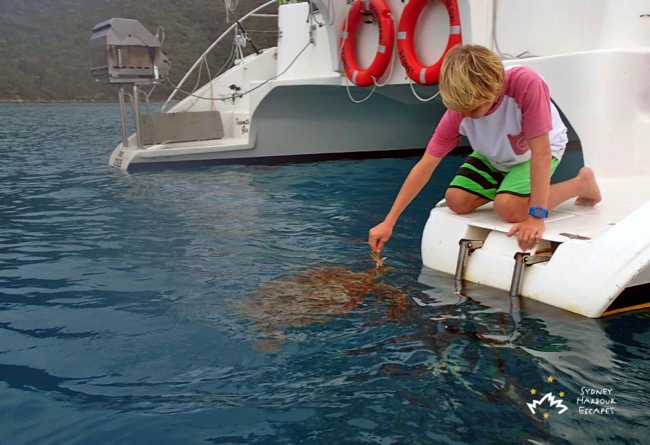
[574,167,601,206]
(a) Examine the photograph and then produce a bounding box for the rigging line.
[243,29,279,33]
[163,0,279,110]
[165,76,229,103]
[172,39,236,103]
[165,41,312,103]
[191,58,205,93]
[205,58,214,111]
[232,41,311,97]
[205,57,212,80]
[214,41,237,79]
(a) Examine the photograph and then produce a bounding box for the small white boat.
[420,1,650,317]
[92,0,463,171]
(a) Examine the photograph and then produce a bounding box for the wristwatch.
[528,206,549,218]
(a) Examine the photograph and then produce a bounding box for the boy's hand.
[369,221,394,253]
[507,216,545,251]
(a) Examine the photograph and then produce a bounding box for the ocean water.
[0,103,648,445]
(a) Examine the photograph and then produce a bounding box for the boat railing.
[162,0,279,112]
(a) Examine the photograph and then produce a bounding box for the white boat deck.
[142,137,252,155]
[448,177,650,243]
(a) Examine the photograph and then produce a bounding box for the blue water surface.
[0,103,648,445]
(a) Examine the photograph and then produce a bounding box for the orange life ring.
[340,0,395,87]
[397,0,462,85]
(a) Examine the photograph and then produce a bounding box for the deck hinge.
[509,252,551,298]
[454,239,484,289]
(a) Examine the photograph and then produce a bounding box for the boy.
[369,44,601,253]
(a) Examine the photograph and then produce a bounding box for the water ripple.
[0,104,647,444]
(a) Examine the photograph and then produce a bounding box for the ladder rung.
[454,239,484,286]
[509,252,551,298]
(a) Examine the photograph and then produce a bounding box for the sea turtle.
[235,264,406,353]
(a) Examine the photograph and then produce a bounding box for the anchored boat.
[91,0,465,171]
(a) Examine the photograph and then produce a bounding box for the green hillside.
[0,0,277,102]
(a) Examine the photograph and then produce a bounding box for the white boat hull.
[110,83,446,170]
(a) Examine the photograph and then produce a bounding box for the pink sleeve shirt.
[426,65,568,171]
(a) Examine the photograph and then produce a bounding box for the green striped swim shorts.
[448,151,559,201]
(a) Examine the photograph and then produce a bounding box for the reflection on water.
[418,269,649,444]
[0,104,647,444]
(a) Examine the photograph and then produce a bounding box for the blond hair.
[439,44,505,113]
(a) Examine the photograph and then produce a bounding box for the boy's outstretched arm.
[507,133,552,250]
[369,153,442,253]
